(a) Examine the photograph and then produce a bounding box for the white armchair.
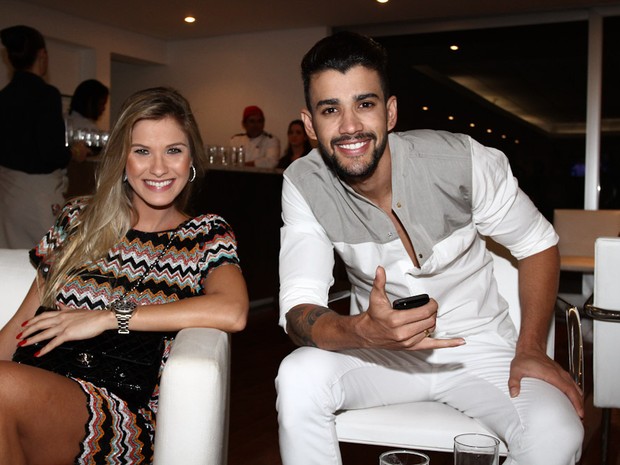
[0,249,230,465]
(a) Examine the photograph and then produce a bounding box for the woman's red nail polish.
[16,332,23,339]
[18,340,27,347]
[34,351,41,357]
[21,320,29,327]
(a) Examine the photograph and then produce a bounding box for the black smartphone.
[392,293,430,310]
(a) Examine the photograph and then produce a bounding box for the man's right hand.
[353,266,465,350]
[285,266,465,351]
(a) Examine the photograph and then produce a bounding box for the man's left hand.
[508,348,584,418]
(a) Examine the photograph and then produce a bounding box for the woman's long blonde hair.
[41,87,207,306]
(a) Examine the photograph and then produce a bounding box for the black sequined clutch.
[12,306,171,407]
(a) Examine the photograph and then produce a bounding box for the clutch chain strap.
[112,230,177,306]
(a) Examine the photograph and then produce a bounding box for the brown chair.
[553,209,620,307]
[553,209,620,273]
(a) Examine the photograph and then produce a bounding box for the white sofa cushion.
[0,249,36,327]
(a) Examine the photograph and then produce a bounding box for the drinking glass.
[379,449,430,465]
[207,145,217,164]
[218,146,227,165]
[454,433,499,465]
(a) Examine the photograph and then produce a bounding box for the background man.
[0,25,87,249]
[230,105,280,168]
[276,31,583,465]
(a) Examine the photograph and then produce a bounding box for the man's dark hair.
[301,31,390,110]
[0,25,46,70]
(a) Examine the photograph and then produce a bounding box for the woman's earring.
[123,172,128,182]
[189,164,196,183]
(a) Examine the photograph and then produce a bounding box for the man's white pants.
[276,332,583,465]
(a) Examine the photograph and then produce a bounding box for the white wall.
[1,0,326,144]
[111,28,327,146]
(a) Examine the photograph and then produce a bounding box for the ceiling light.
[448,115,455,121]
[184,16,196,23]
[450,45,459,51]
[376,0,389,3]
[469,123,475,128]
[421,106,429,111]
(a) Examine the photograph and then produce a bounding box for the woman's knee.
[0,362,27,424]
[0,361,84,415]
[0,361,87,463]
[0,361,26,400]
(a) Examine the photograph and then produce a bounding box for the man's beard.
[318,132,388,180]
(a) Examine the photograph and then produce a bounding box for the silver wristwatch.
[110,299,137,334]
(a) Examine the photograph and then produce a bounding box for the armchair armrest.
[0,249,35,328]
[154,327,230,465]
[585,299,620,321]
[590,237,620,409]
[556,296,584,391]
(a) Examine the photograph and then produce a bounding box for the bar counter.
[190,164,284,303]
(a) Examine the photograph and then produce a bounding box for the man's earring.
[189,165,196,183]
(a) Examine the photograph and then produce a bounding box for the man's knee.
[276,348,343,419]
[527,398,583,459]
[510,379,584,465]
[277,348,328,398]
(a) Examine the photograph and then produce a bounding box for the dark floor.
[227,303,620,465]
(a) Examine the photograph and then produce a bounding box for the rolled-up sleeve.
[470,137,558,259]
[279,175,335,330]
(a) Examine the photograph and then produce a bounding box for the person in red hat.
[230,105,281,168]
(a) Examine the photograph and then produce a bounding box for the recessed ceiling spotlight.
[184,16,196,23]
[377,0,389,3]
[450,45,459,51]
[421,106,429,111]
[469,123,475,128]
[448,115,455,121]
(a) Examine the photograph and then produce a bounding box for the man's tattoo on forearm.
[286,305,332,347]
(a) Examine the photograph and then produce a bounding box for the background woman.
[277,119,313,169]
[67,78,109,131]
[0,87,249,464]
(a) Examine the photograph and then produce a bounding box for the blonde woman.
[0,87,249,464]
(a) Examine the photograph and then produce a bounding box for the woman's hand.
[16,304,116,356]
[70,141,91,162]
